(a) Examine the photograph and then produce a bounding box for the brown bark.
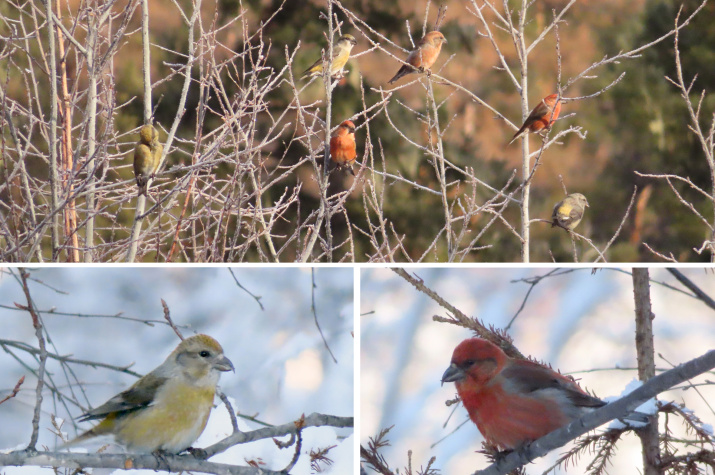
[632,268,660,475]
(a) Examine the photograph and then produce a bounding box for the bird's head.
[341,120,356,134]
[173,334,234,383]
[570,193,589,208]
[441,338,507,387]
[338,34,357,48]
[424,31,447,46]
[139,125,156,145]
[544,94,560,105]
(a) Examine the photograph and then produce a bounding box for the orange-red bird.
[388,31,447,84]
[441,338,647,450]
[509,94,562,145]
[329,120,357,175]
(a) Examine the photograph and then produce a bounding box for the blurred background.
[0,267,354,473]
[361,267,715,473]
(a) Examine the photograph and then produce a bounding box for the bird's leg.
[513,443,535,466]
[332,68,348,80]
[152,449,171,470]
[184,447,208,459]
[568,229,583,241]
[492,448,514,464]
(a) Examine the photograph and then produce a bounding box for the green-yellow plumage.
[62,334,233,453]
[301,34,357,80]
[133,124,163,196]
[552,193,589,231]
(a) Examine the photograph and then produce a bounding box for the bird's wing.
[77,373,168,421]
[526,100,550,122]
[502,362,605,408]
[302,57,323,77]
[568,207,582,222]
[152,143,164,173]
[405,48,422,67]
[551,201,562,220]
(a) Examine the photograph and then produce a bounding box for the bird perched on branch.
[388,31,447,84]
[61,334,234,453]
[552,193,589,232]
[301,34,358,80]
[441,338,648,450]
[509,94,562,144]
[133,124,163,196]
[329,120,357,175]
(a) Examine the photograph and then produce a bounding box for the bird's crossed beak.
[441,363,465,386]
[214,355,235,373]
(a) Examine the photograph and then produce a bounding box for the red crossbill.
[301,34,357,80]
[552,193,589,231]
[388,31,447,84]
[133,124,163,196]
[509,94,562,144]
[62,334,234,453]
[442,338,647,450]
[329,120,357,175]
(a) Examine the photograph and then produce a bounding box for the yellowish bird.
[552,193,589,231]
[133,124,163,197]
[62,334,234,453]
[301,34,357,80]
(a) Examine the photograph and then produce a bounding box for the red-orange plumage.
[510,94,562,144]
[388,31,447,84]
[329,120,357,175]
[442,338,605,450]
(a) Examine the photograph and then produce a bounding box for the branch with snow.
[474,348,715,475]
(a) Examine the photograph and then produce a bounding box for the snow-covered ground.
[0,267,354,474]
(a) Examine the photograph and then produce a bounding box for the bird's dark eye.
[463,359,477,367]
[199,350,210,358]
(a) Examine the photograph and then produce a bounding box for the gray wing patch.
[78,374,168,421]
[501,364,605,409]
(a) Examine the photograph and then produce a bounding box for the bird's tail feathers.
[388,66,410,84]
[509,127,527,145]
[57,427,103,450]
[136,177,148,197]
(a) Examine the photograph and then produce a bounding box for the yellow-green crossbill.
[552,193,589,231]
[133,124,163,197]
[63,334,234,453]
[301,34,357,80]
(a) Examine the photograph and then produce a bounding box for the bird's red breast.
[330,120,356,166]
[458,373,573,449]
